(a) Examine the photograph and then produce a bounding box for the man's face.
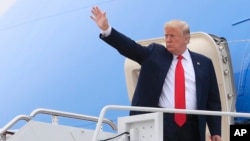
[164,26,188,55]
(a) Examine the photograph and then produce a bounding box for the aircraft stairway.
[2,106,250,141]
[0,108,117,141]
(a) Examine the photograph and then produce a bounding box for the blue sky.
[0,0,132,128]
[0,0,250,129]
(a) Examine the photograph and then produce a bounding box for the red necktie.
[174,55,186,127]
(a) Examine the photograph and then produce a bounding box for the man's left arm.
[207,60,222,136]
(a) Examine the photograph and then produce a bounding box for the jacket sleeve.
[100,28,150,64]
[207,60,222,136]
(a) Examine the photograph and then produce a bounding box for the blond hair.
[164,20,190,36]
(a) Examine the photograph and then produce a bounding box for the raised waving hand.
[90,6,109,31]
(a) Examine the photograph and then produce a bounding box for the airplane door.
[124,32,236,141]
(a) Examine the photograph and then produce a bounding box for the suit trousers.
[163,113,200,141]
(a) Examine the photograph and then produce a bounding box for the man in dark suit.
[91,6,222,141]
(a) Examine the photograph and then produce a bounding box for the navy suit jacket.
[101,28,222,141]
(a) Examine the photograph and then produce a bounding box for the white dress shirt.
[101,26,112,37]
[158,49,197,110]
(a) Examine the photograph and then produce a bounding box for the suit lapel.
[189,51,202,103]
[159,51,173,86]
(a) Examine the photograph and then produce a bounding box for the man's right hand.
[90,6,109,31]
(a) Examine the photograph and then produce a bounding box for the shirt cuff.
[101,26,112,37]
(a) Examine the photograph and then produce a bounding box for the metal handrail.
[92,105,250,141]
[0,115,30,137]
[30,108,117,130]
[0,108,118,138]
